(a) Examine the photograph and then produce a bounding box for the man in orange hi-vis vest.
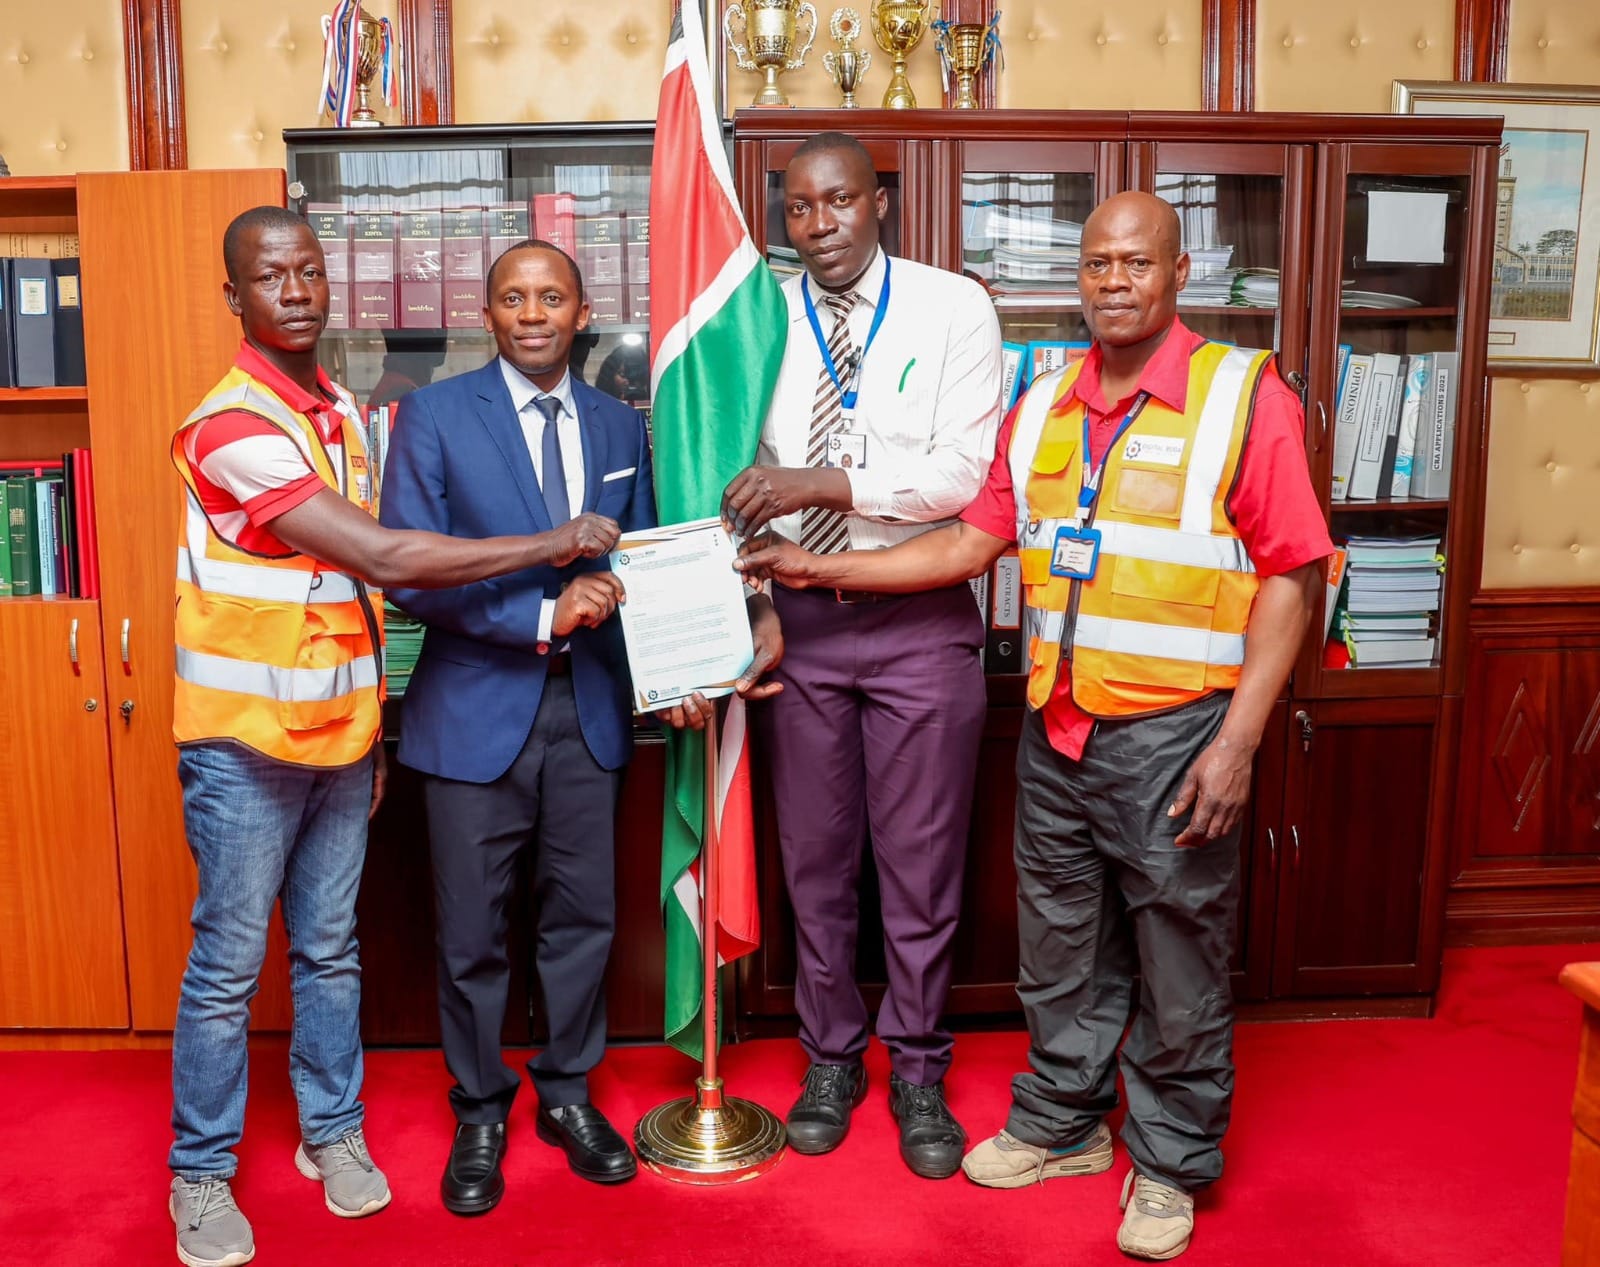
[739,191,1333,1261]
[166,207,626,1267]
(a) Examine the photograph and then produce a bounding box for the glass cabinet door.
[1308,144,1480,689]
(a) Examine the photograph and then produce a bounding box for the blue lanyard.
[1079,392,1151,513]
[802,257,892,412]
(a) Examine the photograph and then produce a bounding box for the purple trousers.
[762,582,987,1085]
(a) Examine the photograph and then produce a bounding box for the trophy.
[870,0,933,110]
[319,2,398,128]
[933,15,1000,109]
[823,8,872,109]
[724,0,820,108]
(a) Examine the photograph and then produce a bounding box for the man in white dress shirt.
[722,131,1004,1180]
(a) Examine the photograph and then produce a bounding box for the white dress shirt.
[498,356,585,646]
[756,248,1003,549]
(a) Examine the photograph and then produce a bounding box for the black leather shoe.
[441,1121,507,1215]
[888,1073,967,1180]
[536,1103,637,1184]
[786,1061,868,1155]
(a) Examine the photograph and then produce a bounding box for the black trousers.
[1006,694,1242,1193]
[424,675,621,1124]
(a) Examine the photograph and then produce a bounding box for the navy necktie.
[531,395,571,525]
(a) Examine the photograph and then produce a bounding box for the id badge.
[1050,523,1101,580]
[825,431,867,471]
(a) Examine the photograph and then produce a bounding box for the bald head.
[1078,191,1190,355]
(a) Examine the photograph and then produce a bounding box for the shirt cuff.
[843,466,901,521]
[538,598,557,645]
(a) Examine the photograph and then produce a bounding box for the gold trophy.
[724,0,820,108]
[823,8,872,109]
[870,0,933,109]
[348,11,385,127]
[945,22,988,109]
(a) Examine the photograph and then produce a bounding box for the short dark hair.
[222,206,313,283]
[486,239,585,300]
[792,131,878,187]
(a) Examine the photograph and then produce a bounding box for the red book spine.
[80,448,100,599]
[72,446,91,599]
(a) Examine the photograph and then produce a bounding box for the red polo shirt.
[176,340,354,555]
[961,320,1333,759]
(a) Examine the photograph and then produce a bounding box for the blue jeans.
[169,741,373,1180]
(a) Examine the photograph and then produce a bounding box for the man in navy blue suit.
[380,239,779,1216]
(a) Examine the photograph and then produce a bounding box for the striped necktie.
[800,291,858,555]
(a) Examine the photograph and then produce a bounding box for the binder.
[1390,354,1430,497]
[8,258,56,387]
[985,550,1023,673]
[1348,353,1400,500]
[1000,341,1025,412]
[50,258,86,386]
[1412,351,1458,499]
[0,261,14,388]
[1330,353,1373,500]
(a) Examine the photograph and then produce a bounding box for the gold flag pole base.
[635,1076,785,1185]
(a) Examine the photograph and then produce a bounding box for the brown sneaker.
[960,1122,1114,1188]
[1117,1169,1194,1260]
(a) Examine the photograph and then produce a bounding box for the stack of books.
[966,203,1083,297]
[1334,534,1443,668]
[381,602,426,697]
[1230,268,1281,308]
[1176,245,1237,307]
[766,244,802,279]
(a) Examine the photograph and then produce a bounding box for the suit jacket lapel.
[472,362,553,533]
[572,382,607,514]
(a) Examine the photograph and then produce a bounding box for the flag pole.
[634,702,785,1184]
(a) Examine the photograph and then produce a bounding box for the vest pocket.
[284,601,367,730]
[1100,560,1220,691]
[1109,466,1185,519]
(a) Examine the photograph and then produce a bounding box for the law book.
[396,211,444,328]
[0,261,14,388]
[351,212,396,329]
[485,203,532,270]
[0,479,11,596]
[1001,341,1026,412]
[50,258,86,387]
[8,258,57,387]
[78,447,101,599]
[1330,352,1373,500]
[985,550,1023,674]
[442,208,486,327]
[6,473,39,597]
[0,232,78,258]
[1412,350,1458,499]
[533,192,577,256]
[1348,352,1400,500]
[575,212,624,288]
[307,205,352,330]
[623,212,650,325]
[1390,353,1430,498]
[34,474,63,596]
[585,285,623,325]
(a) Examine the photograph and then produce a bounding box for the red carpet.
[1,942,1590,1266]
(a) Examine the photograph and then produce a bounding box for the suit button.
[536,642,551,655]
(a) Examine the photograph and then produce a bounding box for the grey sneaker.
[169,1176,254,1267]
[294,1128,392,1218]
[1117,1169,1195,1260]
[962,1122,1114,1188]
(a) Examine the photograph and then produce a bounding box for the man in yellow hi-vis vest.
[739,191,1333,1261]
[166,207,626,1267]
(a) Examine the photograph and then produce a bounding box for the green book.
[0,479,11,598]
[5,474,38,597]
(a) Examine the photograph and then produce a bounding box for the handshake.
[546,513,628,638]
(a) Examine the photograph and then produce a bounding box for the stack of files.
[1331,350,1457,501]
[766,244,802,279]
[1336,534,1442,668]
[969,204,1083,296]
[1229,268,1280,308]
[381,602,425,696]
[1177,246,1237,307]
[1339,286,1422,310]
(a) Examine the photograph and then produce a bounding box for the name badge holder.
[804,260,892,442]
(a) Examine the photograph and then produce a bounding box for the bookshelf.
[733,109,1498,1017]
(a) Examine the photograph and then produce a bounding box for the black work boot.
[786,1061,868,1155]
[888,1073,967,1179]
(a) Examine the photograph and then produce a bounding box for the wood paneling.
[1454,0,1510,82]
[1202,0,1256,112]
[121,0,187,170]
[400,0,455,125]
[0,601,128,1028]
[76,169,289,1031]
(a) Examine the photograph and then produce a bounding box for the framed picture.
[1395,80,1600,373]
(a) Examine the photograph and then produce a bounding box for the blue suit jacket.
[378,360,656,782]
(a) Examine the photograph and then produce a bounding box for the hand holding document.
[610,517,754,713]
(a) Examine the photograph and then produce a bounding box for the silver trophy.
[823,8,872,109]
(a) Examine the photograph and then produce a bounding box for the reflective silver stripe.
[176,547,357,604]
[1072,613,1246,666]
[1179,347,1260,534]
[1010,366,1073,539]
[175,645,380,702]
[1096,521,1254,573]
[1026,605,1065,648]
[1018,516,1070,555]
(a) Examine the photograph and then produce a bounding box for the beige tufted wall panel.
[995,1,1202,111]
[0,0,128,176]
[1255,0,1454,114]
[452,0,668,122]
[1506,1,1600,83]
[183,0,402,172]
[1481,379,1600,589]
